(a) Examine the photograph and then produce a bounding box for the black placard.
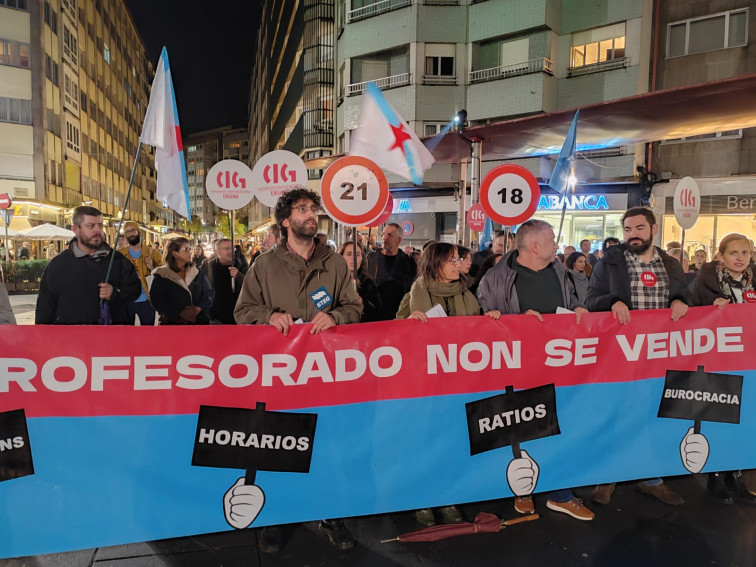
[657,367,743,424]
[192,403,317,473]
[466,384,560,456]
[0,409,34,482]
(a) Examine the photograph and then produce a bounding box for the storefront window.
[533,212,623,252]
[663,213,756,261]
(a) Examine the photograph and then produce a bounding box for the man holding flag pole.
[101,46,191,319]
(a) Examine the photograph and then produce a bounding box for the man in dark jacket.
[202,238,246,324]
[477,219,593,522]
[586,206,689,507]
[366,222,416,320]
[36,206,141,324]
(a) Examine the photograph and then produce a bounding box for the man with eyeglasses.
[36,205,140,324]
[117,220,164,325]
[477,219,594,522]
[233,187,362,552]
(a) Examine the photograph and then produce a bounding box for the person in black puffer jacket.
[150,237,214,325]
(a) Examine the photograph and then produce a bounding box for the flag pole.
[103,141,143,289]
[555,157,574,249]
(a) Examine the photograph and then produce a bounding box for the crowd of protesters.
[2,192,755,553]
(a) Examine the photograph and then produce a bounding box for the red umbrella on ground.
[381,512,540,543]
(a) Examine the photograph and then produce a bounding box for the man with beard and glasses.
[233,187,361,553]
[585,206,690,507]
[36,206,140,324]
[118,220,164,325]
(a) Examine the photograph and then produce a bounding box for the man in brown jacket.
[233,187,361,553]
[234,187,361,334]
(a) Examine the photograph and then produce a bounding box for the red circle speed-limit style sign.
[479,164,541,226]
[320,156,389,227]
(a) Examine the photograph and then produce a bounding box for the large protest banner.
[1,305,755,558]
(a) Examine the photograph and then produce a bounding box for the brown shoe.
[546,498,595,521]
[637,481,684,505]
[591,483,616,505]
[514,496,535,514]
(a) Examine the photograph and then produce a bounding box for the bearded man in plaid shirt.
[585,206,690,507]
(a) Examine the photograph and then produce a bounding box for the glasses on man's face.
[293,205,321,215]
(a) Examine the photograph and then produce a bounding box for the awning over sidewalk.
[304,74,756,170]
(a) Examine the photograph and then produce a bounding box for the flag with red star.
[349,83,435,185]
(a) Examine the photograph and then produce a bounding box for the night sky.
[125,0,261,134]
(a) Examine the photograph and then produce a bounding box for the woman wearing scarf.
[395,242,497,527]
[691,233,756,504]
[565,251,590,303]
[691,233,755,308]
[396,242,484,322]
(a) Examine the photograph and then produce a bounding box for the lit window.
[571,35,625,68]
[667,9,748,57]
[104,43,110,64]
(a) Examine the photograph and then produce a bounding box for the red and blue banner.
[1,305,755,558]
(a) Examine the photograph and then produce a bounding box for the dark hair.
[603,237,620,250]
[621,207,656,227]
[579,239,590,247]
[273,187,322,239]
[418,242,457,284]
[457,245,471,259]
[338,241,369,279]
[422,240,437,250]
[566,251,586,270]
[73,205,103,225]
[164,237,190,272]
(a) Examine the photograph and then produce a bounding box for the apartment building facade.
[649,1,756,259]
[247,0,335,235]
[0,0,174,241]
[335,0,653,248]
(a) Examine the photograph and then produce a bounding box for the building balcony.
[469,58,553,84]
[346,73,412,96]
[346,0,412,23]
[568,57,628,77]
[422,74,457,86]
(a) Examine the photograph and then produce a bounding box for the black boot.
[256,526,283,553]
[708,473,733,504]
[725,471,756,504]
[319,519,356,550]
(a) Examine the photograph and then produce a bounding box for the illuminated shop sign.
[537,195,610,210]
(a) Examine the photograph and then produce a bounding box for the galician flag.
[140,47,191,219]
[547,109,579,195]
[349,82,435,185]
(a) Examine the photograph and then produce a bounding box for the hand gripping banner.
[1,305,755,558]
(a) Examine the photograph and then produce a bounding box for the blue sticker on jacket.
[310,287,333,310]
